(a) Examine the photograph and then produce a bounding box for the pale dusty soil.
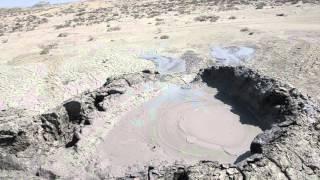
[0,1,320,114]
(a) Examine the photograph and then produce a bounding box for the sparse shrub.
[155,21,165,26]
[256,2,266,9]
[39,43,58,55]
[41,13,53,18]
[58,33,68,37]
[240,27,249,32]
[55,21,71,29]
[88,36,94,41]
[194,16,206,22]
[160,35,169,39]
[194,15,219,22]
[155,18,164,22]
[107,26,121,32]
[229,16,236,20]
[276,13,286,17]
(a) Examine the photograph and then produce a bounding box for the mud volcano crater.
[97,80,261,175]
[111,66,319,179]
[0,66,319,179]
[96,65,320,178]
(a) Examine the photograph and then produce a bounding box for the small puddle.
[140,54,186,74]
[211,46,255,65]
[97,84,262,176]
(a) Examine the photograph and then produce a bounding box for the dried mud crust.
[0,70,160,179]
[0,66,319,179]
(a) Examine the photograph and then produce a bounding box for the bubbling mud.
[97,84,262,177]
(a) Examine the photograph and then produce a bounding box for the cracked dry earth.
[0,66,320,179]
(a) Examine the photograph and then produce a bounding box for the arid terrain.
[0,0,320,179]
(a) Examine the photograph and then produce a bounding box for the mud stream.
[97,84,262,176]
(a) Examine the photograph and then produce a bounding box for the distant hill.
[32,1,50,8]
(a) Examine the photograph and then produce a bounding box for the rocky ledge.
[0,66,319,179]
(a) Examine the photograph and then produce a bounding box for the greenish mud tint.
[97,84,262,176]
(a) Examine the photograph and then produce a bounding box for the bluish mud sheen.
[140,46,255,75]
[140,54,186,74]
[211,46,255,65]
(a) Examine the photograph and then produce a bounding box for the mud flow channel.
[97,83,262,176]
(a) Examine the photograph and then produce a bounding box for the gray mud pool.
[140,54,186,74]
[97,84,262,177]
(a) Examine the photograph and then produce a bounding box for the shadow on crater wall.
[199,66,291,131]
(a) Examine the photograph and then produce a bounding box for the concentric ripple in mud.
[97,84,262,176]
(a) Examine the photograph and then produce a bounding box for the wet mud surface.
[141,54,186,74]
[211,46,255,65]
[97,84,261,176]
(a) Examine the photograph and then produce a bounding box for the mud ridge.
[0,70,160,178]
